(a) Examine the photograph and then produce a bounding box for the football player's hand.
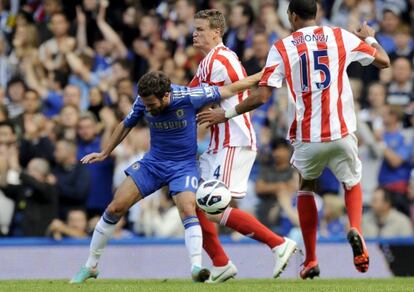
[354,21,375,40]
[80,152,107,164]
[196,108,227,128]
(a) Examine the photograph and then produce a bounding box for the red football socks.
[344,183,363,234]
[297,191,318,265]
[196,208,229,267]
[221,207,285,249]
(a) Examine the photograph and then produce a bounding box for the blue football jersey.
[123,84,221,161]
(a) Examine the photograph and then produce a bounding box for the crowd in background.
[0,0,413,241]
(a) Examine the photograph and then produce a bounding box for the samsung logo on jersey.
[150,120,188,130]
[292,34,328,46]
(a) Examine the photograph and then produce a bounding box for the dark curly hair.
[137,71,171,99]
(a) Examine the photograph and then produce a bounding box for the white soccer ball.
[196,179,232,214]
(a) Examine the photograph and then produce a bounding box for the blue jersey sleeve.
[123,97,145,128]
[188,85,221,110]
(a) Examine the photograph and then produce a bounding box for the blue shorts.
[124,155,200,197]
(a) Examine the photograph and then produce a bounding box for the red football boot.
[300,261,320,280]
[347,228,369,273]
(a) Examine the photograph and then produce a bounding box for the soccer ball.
[196,179,232,214]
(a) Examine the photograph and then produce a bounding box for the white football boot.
[272,237,298,278]
[206,261,238,283]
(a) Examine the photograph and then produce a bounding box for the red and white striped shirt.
[259,26,376,142]
[190,43,256,152]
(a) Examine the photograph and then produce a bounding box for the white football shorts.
[290,133,362,189]
[199,146,256,198]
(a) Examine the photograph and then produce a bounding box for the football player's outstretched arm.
[354,21,390,69]
[197,85,272,127]
[81,122,131,164]
[218,70,263,99]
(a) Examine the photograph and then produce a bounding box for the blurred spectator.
[9,23,39,78]
[23,60,67,118]
[53,104,80,142]
[377,6,401,53]
[319,194,347,238]
[33,0,64,43]
[330,0,358,30]
[18,113,55,168]
[359,82,386,136]
[257,1,289,46]
[362,187,413,238]
[64,51,100,110]
[76,111,115,216]
[255,138,299,234]
[113,126,150,189]
[47,208,89,240]
[378,105,411,195]
[386,58,414,108]
[88,214,133,239]
[112,217,134,239]
[5,77,26,119]
[223,2,254,59]
[38,13,75,72]
[165,0,196,50]
[2,158,58,237]
[389,25,414,61]
[53,139,90,218]
[11,89,42,137]
[134,188,184,238]
[62,84,82,109]
[94,1,128,61]
[317,168,340,195]
[87,87,105,120]
[242,32,269,75]
[315,0,330,26]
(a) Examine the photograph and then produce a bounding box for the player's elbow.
[379,59,391,69]
[375,55,391,69]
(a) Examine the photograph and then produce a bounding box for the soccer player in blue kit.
[70,70,262,283]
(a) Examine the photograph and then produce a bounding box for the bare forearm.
[97,21,128,58]
[234,86,271,116]
[219,71,262,99]
[372,43,390,69]
[25,62,47,97]
[76,22,87,52]
[102,122,131,156]
[66,52,90,82]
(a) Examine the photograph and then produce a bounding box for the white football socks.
[183,216,203,269]
[85,215,118,268]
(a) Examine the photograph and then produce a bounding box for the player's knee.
[300,178,317,191]
[106,201,128,217]
[177,199,196,218]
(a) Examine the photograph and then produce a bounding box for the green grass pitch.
[1,278,414,292]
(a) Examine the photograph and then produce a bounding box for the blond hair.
[194,9,226,36]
